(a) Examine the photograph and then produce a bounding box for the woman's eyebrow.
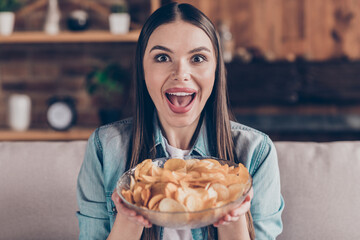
[149,45,173,53]
[188,46,211,54]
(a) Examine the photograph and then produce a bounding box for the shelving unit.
[0,128,94,141]
[0,0,161,44]
[0,0,161,140]
[0,30,140,44]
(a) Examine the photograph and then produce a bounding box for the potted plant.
[109,0,130,34]
[86,63,131,125]
[0,0,21,36]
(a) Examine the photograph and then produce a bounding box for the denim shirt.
[77,117,284,240]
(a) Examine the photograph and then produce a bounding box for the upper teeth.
[167,92,193,96]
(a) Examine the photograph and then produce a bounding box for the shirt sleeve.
[250,136,284,239]
[76,129,110,240]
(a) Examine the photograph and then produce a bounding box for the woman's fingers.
[118,203,136,216]
[224,214,240,222]
[127,214,152,228]
[111,191,152,228]
[230,200,250,217]
[213,218,224,227]
[214,187,254,227]
[213,215,231,227]
[230,187,253,216]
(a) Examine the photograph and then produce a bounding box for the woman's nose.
[172,60,190,81]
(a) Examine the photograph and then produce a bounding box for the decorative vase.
[0,12,15,36]
[44,0,61,35]
[109,13,130,34]
[8,94,31,131]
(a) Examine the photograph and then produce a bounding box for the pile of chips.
[120,158,250,213]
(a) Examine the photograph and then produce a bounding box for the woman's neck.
[158,117,200,150]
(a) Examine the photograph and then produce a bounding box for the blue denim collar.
[153,112,211,157]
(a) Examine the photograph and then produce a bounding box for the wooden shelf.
[0,30,140,44]
[0,128,94,141]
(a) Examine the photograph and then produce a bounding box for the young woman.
[77,3,284,240]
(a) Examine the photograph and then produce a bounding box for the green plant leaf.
[84,62,130,104]
[0,0,22,12]
[110,3,128,13]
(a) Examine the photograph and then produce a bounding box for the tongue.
[168,95,192,107]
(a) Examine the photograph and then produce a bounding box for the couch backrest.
[275,141,360,240]
[0,141,87,240]
[1,140,360,240]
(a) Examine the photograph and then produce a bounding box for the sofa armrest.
[0,141,87,240]
[275,141,360,240]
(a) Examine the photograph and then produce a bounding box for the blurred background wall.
[1,0,360,141]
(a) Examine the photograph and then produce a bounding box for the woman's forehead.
[146,20,214,52]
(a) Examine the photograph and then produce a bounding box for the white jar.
[8,94,32,131]
[109,13,130,34]
[0,12,15,36]
[44,0,61,35]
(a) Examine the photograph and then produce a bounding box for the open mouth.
[165,89,197,113]
[165,92,196,107]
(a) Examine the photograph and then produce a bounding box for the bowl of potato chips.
[116,156,252,229]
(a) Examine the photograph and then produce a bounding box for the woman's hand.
[213,187,253,227]
[111,191,152,228]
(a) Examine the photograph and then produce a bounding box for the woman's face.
[143,20,216,129]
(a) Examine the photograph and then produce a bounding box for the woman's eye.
[155,54,170,62]
[192,55,206,63]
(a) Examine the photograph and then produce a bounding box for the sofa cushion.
[0,141,87,240]
[1,140,360,240]
[275,141,360,240]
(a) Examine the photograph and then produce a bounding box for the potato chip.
[172,171,187,181]
[185,194,203,211]
[130,175,136,191]
[211,183,230,201]
[133,185,143,204]
[159,198,187,212]
[141,188,151,206]
[148,194,165,210]
[179,180,190,189]
[206,186,218,201]
[228,183,246,201]
[229,174,246,186]
[151,165,162,177]
[175,187,187,205]
[151,182,167,196]
[141,174,159,183]
[202,197,217,210]
[201,159,222,168]
[165,182,178,198]
[134,159,153,179]
[185,159,199,170]
[221,164,229,173]
[121,189,133,204]
[183,171,201,182]
[164,158,187,172]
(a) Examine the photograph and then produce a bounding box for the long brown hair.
[130,3,254,239]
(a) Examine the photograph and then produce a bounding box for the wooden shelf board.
[0,30,140,43]
[0,128,94,141]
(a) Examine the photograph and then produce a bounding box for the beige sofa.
[0,140,359,240]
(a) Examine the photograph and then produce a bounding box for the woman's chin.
[163,110,201,129]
